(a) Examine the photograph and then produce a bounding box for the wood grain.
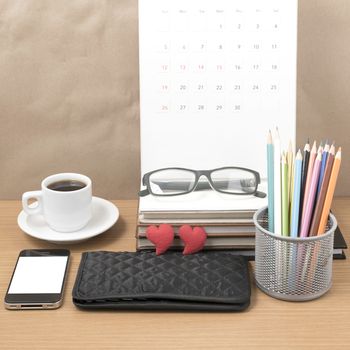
[0,199,349,349]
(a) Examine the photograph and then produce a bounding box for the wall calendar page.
[139,0,297,178]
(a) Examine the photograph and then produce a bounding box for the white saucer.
[17,197,119,244]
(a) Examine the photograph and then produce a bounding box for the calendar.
[139,0,297,178]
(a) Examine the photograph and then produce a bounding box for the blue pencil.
[267,130,274,232]
[317,143,329,196]
[290,150,303,238]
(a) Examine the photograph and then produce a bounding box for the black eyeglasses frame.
[139,166,266,198]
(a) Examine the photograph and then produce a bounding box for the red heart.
[146,224,174,255]
[179,225,207,255]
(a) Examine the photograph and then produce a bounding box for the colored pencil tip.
[267,130,273,143]
[336,147,342,159]
[311,141,317,152]
[275,127,280,139]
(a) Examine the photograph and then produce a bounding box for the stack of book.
[136,190,347,259]
[136,191,267,258]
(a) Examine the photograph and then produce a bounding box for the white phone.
[4,249,70,310]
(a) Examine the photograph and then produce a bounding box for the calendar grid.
[139,0,297,176]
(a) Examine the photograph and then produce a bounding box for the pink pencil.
[299,151,322,237]
[301,141,317,222]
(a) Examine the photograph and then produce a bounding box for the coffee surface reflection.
[47,180,86,192]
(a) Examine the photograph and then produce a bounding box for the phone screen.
[8,256,68,294]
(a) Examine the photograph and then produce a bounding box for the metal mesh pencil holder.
[253,206,337,301]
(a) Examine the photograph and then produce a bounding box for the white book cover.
[138,216,254,224]
[139,183,267,212]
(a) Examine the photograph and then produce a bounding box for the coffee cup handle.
[22,191,43,216]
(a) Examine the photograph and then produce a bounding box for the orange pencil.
[317,147,342,235]
[301,141,317,222]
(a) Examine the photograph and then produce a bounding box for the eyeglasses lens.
[210,168,257,194]
[149,169,196,195]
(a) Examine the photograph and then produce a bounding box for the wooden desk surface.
[0,199,349,350]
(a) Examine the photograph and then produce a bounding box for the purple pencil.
[299,151,322,237]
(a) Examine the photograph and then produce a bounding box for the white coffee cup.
[22,173,92,233]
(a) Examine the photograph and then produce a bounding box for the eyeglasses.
[139,167,266,198]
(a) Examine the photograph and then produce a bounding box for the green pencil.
[282,153,289,236]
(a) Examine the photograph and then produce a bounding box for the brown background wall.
[0,0,349,199]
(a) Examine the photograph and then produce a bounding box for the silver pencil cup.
[253,206,337,301]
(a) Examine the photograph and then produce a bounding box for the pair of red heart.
[146,224,207,255]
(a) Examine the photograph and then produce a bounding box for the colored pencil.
[301,141,317,223]
[289,151,295,233]
[290,150,303,238]
[298,142,310,229]
[281,154,289,236]
[267,130,274,233]
[317,142,329,196]
[273,128,281,235]
[309,145,335,236]
[299,151,322,237]
[287,141,294,204]
[317,148,342,235]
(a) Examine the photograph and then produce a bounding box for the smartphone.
[4,249,70,310]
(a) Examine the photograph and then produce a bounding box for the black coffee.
[47,180,86,192]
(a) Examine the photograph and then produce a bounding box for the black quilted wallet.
[72,251,251,311]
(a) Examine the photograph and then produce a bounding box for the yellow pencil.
[317,147,342,235]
